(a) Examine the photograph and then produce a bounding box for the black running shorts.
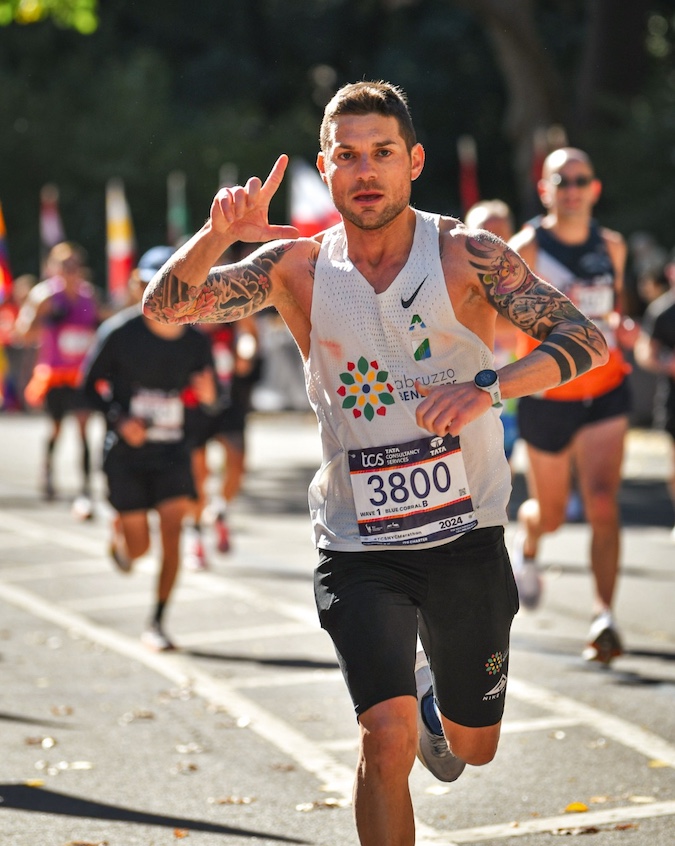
[103,442,196,513]
[314,526,519,727]
[517,380,631,454]
[45,385,91,421]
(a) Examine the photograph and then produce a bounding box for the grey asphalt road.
[0,411,674,846]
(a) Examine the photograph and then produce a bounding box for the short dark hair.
[320,80,417,153]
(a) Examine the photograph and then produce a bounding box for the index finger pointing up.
[259,154,290,203]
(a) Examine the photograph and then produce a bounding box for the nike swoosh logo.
[401,275,428,309]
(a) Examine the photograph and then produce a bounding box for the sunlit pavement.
[0,411,674,846]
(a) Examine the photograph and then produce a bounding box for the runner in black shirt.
[82,246,218,650]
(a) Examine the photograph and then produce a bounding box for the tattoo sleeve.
[144,241,294,324]
[465,233,606,384]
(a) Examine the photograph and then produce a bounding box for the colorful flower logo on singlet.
[337,356,396,421]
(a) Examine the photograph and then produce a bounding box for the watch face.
[475,369,498,388]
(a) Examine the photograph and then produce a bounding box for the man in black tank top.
[509,147,632,665]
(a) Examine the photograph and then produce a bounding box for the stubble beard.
[336,191,411,232]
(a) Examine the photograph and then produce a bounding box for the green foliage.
[0,0,98,33]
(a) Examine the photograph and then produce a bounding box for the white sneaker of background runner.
[183,527,208,571]
[511,530,542,610]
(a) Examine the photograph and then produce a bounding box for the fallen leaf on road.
[564,802,588,813]
[173,829,189,838]
[176,743,203,754]
[119,709,155,725]
[171,762,199,775]
[208,795,255,805]
[296,798,349,812]
[551,826,600,836]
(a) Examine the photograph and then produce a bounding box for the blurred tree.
[0,0,98,33]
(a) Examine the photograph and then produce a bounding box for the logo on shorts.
[485,650,506,676]
[337,356,396,421]
[483,674,508,701]
[482,649,508,701]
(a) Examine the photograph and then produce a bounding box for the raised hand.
[209,154,300,244]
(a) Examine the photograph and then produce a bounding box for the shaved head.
[543,147,594,179]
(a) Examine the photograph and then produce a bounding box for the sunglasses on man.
[549,173,594,189]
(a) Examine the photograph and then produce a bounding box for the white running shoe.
[141,623,176,652]
[582,611,623,665]
[414,650,466,783]
[184,528,208,571]
[511,530,543,610]
[72,495,94,521]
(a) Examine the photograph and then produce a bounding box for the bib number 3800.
[348,433,477,546]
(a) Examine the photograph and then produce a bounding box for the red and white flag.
[106,178,136,306]
[457,135,480,215]
[39,184,66,263]
[288,158,340,237]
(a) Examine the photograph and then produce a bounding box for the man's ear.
[411,143,425,182]
[537,178,553,209]
[590,178,602,204]
[316,151,328,185]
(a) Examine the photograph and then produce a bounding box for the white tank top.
[304,209,510,551]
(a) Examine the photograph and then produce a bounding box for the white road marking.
[444,800,675,843]
[508,677,675,767]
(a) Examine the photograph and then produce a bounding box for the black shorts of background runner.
[185,377,254,450]
[314,526,518,727]
[517,380,631,454]
[45,385,92,421]
[103,442,196,513]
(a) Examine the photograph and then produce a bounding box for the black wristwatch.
[474,369,502,407]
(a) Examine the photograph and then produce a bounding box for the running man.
[509,147,631,664]
[82,246,218,651]
[141,82,608,845]
[16,242,100,515]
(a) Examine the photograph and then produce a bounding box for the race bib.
[570,282,613,320]
[130,389,184,442]
[57,326,95,360]
[348,433,477,546]
[570,282,616,347]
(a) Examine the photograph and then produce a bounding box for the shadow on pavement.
[0,711,79,730]
[0,784,309,843]
[184,651,339,671]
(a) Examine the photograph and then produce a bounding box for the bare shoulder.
[599,225,627,258]
[597,226,627,282]
[507,224,537,258]
[598,225,625,247]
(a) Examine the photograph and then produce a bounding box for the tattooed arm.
[467,231,609,394]
[142,155,300,325]
[416,228,610,437]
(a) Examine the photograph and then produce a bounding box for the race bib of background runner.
[348,433,477,546]
[130,389,184,442]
